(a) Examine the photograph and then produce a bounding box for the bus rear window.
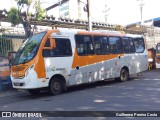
[134,37,145,53]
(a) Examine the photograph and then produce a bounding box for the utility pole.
[58,0,61,17]
[103,4,110,23]
[78,0,81,19]
[137,0,144,24]
[87,0,92,31]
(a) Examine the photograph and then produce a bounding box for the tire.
[28,89,41,95]
[119,68,129,82]
[48,77,63,95]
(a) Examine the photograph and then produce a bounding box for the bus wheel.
[120,68,129,82]
[28,89,41,95]
[49,77,63,95]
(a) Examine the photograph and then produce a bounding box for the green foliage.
[15,0,32,5]
[33,0,45,21]
[8,0,45,24]
[8,0,45,37]
[8,7,20,26]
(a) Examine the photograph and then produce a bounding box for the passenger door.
[42,37,73,84]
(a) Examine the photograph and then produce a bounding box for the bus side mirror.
[43,38,56,50]
[50,38,56,49]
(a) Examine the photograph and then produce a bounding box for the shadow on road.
[0,76,138,106]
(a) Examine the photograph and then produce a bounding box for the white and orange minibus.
[11,29,148,95]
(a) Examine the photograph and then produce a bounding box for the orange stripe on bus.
[72,49,124,68]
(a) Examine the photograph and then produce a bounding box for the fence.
[0,25,26,57]
[0,26,25,90]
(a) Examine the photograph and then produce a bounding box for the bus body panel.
[44,56,73,86]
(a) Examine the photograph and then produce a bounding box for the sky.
[0,0,160,25]
[90,0,160,25]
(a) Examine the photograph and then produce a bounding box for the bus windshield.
[13,32,46,65]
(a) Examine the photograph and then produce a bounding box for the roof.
[127,17,160,27]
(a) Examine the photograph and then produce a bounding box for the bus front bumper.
[11,70,39,89]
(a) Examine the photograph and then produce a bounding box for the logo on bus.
[46,66,65,72]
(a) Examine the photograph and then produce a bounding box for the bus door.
[42,36,73,84]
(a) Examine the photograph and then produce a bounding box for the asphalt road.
[0,69,160,120]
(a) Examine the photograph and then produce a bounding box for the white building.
[46,0,88,20]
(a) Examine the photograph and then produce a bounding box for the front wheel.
[120,68,129,82]
[48,77,63,95]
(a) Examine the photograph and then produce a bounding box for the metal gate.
[0,34,25,57]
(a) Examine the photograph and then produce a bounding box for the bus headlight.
[25,64,35,77]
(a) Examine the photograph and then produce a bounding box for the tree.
[8,0,45,38]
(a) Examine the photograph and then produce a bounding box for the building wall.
[47,0,88,20]
[145,27,160,49]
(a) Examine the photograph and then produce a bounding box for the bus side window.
[42,39,51,57]
[102,37,110,54]
[94,37,102,54]
[108,37,123,54]
[93,36,109,55]
[122,37,135,53]
[75,35,94,56]
[134,37,145,53]
[50,38,72,57]
[43,38,72,57]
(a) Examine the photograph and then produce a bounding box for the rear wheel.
[48,77,63,95]
[28,89,41,95]
[120,68,129,82]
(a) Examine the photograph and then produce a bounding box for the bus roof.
[48,28,143,38]
[125,34,143,38]
[57,28,124,36]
